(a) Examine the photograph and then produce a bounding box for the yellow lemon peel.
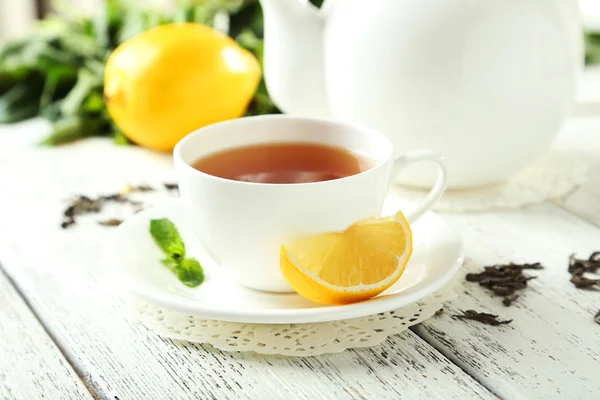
[280,212,413,305]
[105,23,260,151]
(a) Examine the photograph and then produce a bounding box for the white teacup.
[174,115,448,292]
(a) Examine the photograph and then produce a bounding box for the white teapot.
[258,0,583,188]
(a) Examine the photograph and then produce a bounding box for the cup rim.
[173,114,394,187]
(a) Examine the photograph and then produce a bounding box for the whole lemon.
[104,23,261,151]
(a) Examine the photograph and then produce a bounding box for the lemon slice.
[280,212,413,305]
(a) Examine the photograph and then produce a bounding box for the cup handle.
[391,150,448,224]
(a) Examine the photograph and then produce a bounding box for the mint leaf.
[150,218,185,261]
[160,258,178,271]
[150,218,204,288]
[175,258,205,288]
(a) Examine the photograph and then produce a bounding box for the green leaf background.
[0,0,596,146]
[0,0,299,144]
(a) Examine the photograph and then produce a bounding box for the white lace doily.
[128,280,458,356]
[395,150,589,212]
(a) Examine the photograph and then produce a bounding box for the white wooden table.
[1,111,600,398]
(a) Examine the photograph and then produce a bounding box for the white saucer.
[106,194,463,324]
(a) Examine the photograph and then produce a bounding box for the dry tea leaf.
[568,253,600,289]
[61,182,180,228]
[465,263,543,306]
[502,294,519,307]
[569,252,600,276]
[120,183,155,195]
[98,218,123,226]
[570,275,600,289]
[62,195,103,228]
[164,182,179,191]
[453,310,512,326]
[567,252,600,322]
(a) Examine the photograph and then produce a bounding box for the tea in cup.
[174,115,447,292]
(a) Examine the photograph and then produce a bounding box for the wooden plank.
[0,267,92,400]
[415,92,600,398]
[413,203,600,400]
[0,120,494,400]
[552,115,600,226]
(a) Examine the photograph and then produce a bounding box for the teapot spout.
[259,0,329,117]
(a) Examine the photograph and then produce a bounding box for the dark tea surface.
[192,142,373,184]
